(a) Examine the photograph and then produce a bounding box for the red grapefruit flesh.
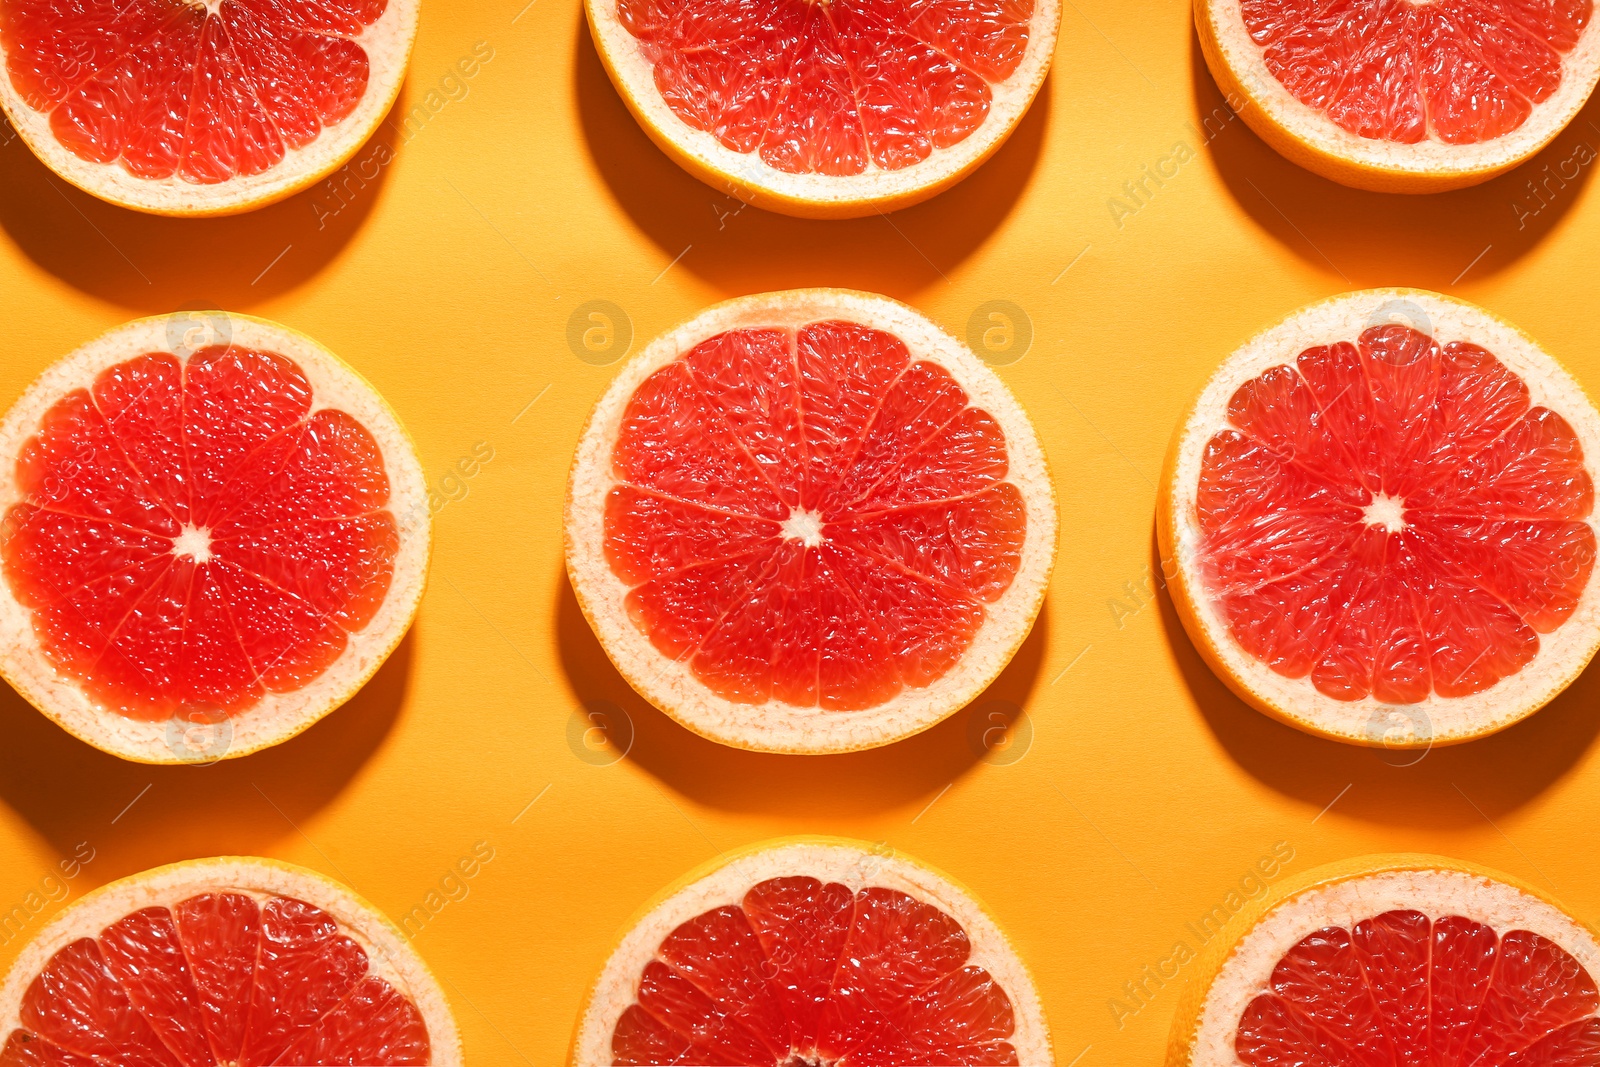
[4,0,377,181]
[1241,0,1592,145]
[585,0,1060,215]
[1198,322,1594,704]
[1160,291,1600,745]
[573,839,1053,1067]
[0,0,418,213]
[609,327,1022,709]
[5,348,396,718]
[0,859,461,1067]
[611,877,1020,1066]
[567,290,1056,753]
[0,315,429,762]
[1237,911,1600,1066]
[616,0,1027,175]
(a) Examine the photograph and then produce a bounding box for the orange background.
[4,1,1600,1064]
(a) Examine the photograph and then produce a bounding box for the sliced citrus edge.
[0,855,464,1066]
[1165,853,1600,1067]
[583,0,1061,218]
[1194,0,1600,192]
[0,313,432,764]
[570,835,1054,1067]
[1156,288,1600,747]
[0,0,420,217]
[564,288,1058,755]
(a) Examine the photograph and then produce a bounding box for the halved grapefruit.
[0,313,429,763]
[0,0,419,215]
[565,289,1056,754]
[572,837,1052,1067]
[1159,289,1600,746]
[1168,855,1600,1067]
[585,0,1061,217]
[1196,0,1600,191]
[0,856,462,1066]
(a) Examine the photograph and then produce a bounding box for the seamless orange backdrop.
[4,0,1600,1063]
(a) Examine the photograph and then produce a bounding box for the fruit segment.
[604,322,1025,710]
[1236,909,1600,1067]
[0,0,383,181]
[614,0,1029,173]
[0,892,429,1067]
[1238,0,1592,144]
[0,347,399,722]
[1195,324,1596,705]
[610,875,1020,1066]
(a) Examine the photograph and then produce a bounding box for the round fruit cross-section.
[565,289,1056,754]
[1168,855,1600,1067]
[1196,0,1600,191]
[0,0,419,215]
[0,856,462,1067]
[584,0,1061,217]
[573,837,1052,1067]
[0,313,430,763]
[1159,289,1600,747]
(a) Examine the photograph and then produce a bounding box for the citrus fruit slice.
[0,856,462,1067]
[1159,289,1600,746]
[1196,0,1600,191]
[573,837,1052,1067]
[1168,855,1600,1067]
[584,0,1061,217]
[565,289,1056,754]
[0,312,429,763]
[0,0,419,215]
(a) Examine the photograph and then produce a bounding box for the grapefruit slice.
[1159,289,1600,747]
[0,856,462,1067]
[0,313,429,763]
[1168,855,1600,1067]
[565,289,1056,754]
[1196,0,1600,191]
[573,837,1052,1067]
[584,0,1061,217]
[0,0,419,215]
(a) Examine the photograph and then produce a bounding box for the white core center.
[172,523,214,563]
[781,507,825,547]
[1363,493,1407,533]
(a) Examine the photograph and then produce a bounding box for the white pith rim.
[0,0,420,216]
[1185,867,1600,1067]
[565,289,1057,754]
[1200,0,1600,181]
[584,0,1061,215]
[573,840,1053,1067]
[0,857,463,1066]
[0,314,431,764]
[1163,289,1600,745]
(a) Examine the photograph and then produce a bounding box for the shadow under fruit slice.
[572,837,1052,1067]
[1167,855,1600,1067]
[565,289,1056,754]
[584,0,1061,217]
[0,0,420,215]
[0,856,462,1067]
[0,313,429,763]
[1195,0,1600,191]
[1159,288,1600,747]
